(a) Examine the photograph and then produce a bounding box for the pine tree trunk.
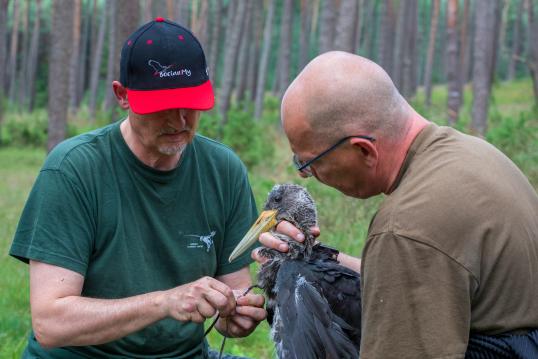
[424,0,440,107]
[507,0,523,80]
[247,0,264,103]
[0,0,9,144]
[528,0,538,106]
[335,0,358,52]
[446,0,460,126]
[175,0,190,27]
[299,0,313,71]
[255,0,276,120]
[68,0,81,112]
[318,0,337,54]
[48,0,74,152]
[458,0,470,94]
[89,0,107,121]
[7,0,20,103]
[207,0,222,84]
[471,0,500,136]
[26,0,42,112]
[392,0,408,90]
[219,0,247,124]
[76,0,91,108]
[379,0,396,76]
[103,0,117,115]
[276,0,294,99]
[402,0,418,98]
[15,0,29,108]
[144,0,153,22]
[353,0,363,53]
[236,0,253,104]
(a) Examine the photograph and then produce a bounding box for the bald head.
[282,52,412,146]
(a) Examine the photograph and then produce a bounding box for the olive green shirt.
[361,124,538,359]
[10,121,258,358]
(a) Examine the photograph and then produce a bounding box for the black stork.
[229,184,362,359]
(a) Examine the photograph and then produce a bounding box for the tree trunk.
[15,0,29,108]
[75,0,91,109]
[507,0,524,80]
[276,0,294,99]
[175,0,190,27]
[423,0,440,107]
[0,0,9,144]
[402,0,418,98]
[471,0,500,137]
[318,0,337,54]
[48,0,74,152]
[26,0,42,112]
[247,0,264,102]
[144,0,153,22]
[103,0,118,115]
[7,0,20,103]
[378,0,396,76]
[458,0,470,94]
[192,0,209,49]
[236,0,253,103]
[219,0,247,124]
[89,0,107,122]
[335,0,358,52]
[446,0,460,126]
[528,0,538,106]
[255,0,276,120]
[68,0,81,112]
[392,0,407,90]
[299,0,313,71]
[207,0,223,84]
[353,0,363,53]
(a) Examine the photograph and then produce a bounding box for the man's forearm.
[34,291,167,348]
[337,252,362,273]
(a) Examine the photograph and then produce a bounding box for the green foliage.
[1,110,49,147]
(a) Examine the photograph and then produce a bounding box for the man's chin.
[158,144,187,156]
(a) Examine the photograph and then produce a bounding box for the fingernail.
[279,243,288,251]
[296,233,304,241]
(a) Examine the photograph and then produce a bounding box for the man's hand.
[251,221,321,264]
[215,289,266,338]
[163,276,237,323]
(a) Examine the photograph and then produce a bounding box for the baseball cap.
[120,17,214,114]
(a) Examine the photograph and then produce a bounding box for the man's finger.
[234,306,267,322]
[251,247,269,264]
[275,221,305,242]
[259,232,289,252]
[236,293,265,307]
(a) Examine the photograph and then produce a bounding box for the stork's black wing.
[272,260,360,359]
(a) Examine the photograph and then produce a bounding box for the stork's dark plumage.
[255,184,361,359]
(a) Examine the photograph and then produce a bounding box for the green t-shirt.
[10,121,258,358]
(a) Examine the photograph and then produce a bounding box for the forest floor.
[0,79,536,358]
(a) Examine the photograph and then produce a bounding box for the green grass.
[1,79,537,357]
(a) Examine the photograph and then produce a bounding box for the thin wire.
[204,284,262,358]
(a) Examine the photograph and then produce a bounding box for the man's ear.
[350,137,378,168]
[112,81,130,110]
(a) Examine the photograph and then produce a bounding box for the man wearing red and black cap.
[10,18,265,358]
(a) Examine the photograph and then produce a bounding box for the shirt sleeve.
[9,169,95,276]
[360,232,477,359]
[215,160,258,276]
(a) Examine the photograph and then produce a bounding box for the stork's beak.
[228,210,278,263]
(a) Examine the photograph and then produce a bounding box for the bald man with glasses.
[253,52,538,358]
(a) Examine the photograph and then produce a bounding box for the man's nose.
[166,109,187,127]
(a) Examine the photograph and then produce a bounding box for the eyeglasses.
[292,135,376,177]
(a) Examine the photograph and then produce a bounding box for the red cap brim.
[126,80,215,114]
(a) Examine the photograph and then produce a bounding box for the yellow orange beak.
[228,210,278,263]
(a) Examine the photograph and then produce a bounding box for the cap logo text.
[148,60,192,78]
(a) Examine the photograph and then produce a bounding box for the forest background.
[0,0,537,357]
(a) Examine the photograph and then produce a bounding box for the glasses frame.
[293,135,376,176]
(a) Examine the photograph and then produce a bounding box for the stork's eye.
[274,196,282,203]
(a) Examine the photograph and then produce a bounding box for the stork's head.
[228,184,318,262]
[264,184,317,232]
